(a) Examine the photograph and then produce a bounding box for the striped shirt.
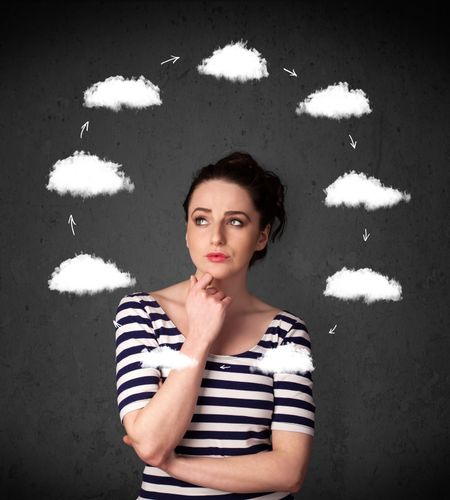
[115,292,315,499]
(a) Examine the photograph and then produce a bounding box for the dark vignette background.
[1,1,449,499]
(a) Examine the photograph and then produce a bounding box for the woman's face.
[185,179,270,278]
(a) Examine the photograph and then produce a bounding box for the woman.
[114,152,315,499]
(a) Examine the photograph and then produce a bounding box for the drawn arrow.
[80,121,89,138]
[283,67,298,77]
[329,324,337,335]
[161,55,180,65]
[349,134,357,149]
[68,214,77,235]
[363,228,370,241]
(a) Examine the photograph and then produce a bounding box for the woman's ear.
[256,224,270,250]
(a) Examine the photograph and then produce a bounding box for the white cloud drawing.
[46,150,134,198]
[324,267,402,304]
[249,343,315,375]
[139,346,199,371]
[48,253,136,295]
[83,75,162,111]
[296,81,372,119]
[323,170,411,210]
[137,343,313,376]
[197,39,269,82]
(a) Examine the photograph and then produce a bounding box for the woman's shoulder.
[118,280,184,302]
[149,279,189,301]
[251,296,302,322]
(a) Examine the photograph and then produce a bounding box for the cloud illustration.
[296,81,372,119]
[323,170,411,210]
[138,344,314,376]
[324,267,402,304]
[46,150,135,198]
[83,75,162,111]
[139,346,199,371]
[48,253,136,295]
[249,343,315,375]
[197,39,269,82]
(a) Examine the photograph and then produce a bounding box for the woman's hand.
[185,272,233,346]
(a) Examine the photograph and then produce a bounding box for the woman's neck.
[184,273,256,315]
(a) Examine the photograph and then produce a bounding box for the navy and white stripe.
[115,292,315,499]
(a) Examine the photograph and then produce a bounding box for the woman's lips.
[207,255,229,262]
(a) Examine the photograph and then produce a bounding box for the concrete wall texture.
[1,1,448,499]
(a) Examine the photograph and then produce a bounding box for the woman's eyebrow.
[192,207,251,221]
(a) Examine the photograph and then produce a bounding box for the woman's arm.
[123,440,297,492]
[160,451,298,493]
[122,379,299,494]
[126,336,211,464]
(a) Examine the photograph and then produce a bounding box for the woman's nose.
[210,224,225,244]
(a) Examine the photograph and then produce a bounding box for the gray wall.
[1,1,448,499]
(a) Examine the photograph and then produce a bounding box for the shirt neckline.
[146,293,285,359]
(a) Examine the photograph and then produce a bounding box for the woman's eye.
[194,217,243,226]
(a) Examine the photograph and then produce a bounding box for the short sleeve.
[271,318,316,436]
[114,294,161,426]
